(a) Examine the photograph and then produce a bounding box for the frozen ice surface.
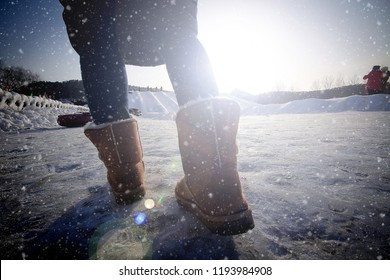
[0,93,390,259]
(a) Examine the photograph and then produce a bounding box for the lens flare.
[156,197,163,207]
[134,212,147,225]
[144,199,155,209]
[89,218,153,259]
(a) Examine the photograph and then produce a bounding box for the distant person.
[363,65,383,95]
[59,0,254,235]
[381,66,389,93]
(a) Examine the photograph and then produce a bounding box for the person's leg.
[162,34,219,106]
[175,98,255,235]
[60,0,131,124]
[81,48,146,203]
[80,50,131,125]
[162,33,254,235]
[60,1,145,204]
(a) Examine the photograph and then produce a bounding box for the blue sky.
[1,0,389,93]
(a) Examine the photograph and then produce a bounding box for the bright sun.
[198,5,300,94]
[125,3,307,94]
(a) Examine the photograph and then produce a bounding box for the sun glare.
[198,8,301,94]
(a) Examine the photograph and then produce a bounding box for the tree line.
[0,61,381,106]
[254,84,367,105]
[0,60,40,91]
[0,61,165,104]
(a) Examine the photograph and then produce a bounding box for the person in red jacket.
[363,65,383,94]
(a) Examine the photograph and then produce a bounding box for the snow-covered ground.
[1,92,389,260]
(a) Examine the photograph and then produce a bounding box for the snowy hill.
[1,90,389,131]
[128,91,390,116]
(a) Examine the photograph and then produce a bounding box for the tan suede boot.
[175,98,254,235]
[84,119,145,204]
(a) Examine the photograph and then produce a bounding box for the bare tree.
[0,62,40,91]
[347,74,359,85]
[311,80,321,91]
[322,75,335,90]
[335,74,346,87]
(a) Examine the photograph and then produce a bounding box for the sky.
[0,0,389,94]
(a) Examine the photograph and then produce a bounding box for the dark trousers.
[61,0,218,124]
[79,30,218,125]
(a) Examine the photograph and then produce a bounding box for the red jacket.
[363,70,383,91]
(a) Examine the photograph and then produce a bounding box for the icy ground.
[1,92,390,259]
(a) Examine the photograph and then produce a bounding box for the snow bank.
[0,106,87,131]
[1,89,389,132]
[243,93,390,115]
[128,91,179,119]
[0,90,88,132]
[0,89,86,111]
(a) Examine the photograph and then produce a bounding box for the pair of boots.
[84,98,254,235]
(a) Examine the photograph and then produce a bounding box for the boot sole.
[175,184,254,236]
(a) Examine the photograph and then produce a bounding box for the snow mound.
[128,91,178,119]
[243,94,390,115]
[1,91,389,132]
[128,91,390,116]
[0,106,86,132]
